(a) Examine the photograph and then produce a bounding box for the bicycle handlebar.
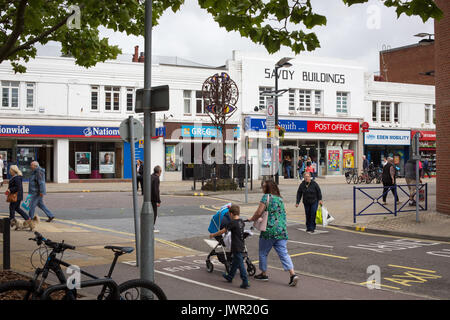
[29,232,76,252]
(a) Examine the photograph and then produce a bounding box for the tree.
[0,0,443,73]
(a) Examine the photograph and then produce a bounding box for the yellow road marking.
[290,251,348,260]
[388,264,437,274]
[359,281,401,290]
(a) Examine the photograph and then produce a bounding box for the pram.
[204,203,256,276]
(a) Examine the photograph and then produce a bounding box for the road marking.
[199,205,218,213]
[426,249,450,258]
[290,251,348,260]
[348,239,440,253]
[388,265,437,273]
[296,228,329,234]
[287,240,334,248]
[359,281,401,290]
[155,270,267,300]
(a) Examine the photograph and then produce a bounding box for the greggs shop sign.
[246,118,359,134]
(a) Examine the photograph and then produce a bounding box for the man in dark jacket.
[151,166,162,231]
[28,161,55,222]
[136,160,144,194]
[295,172,323,233]
[381,157,399,204]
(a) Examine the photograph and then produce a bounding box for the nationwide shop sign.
[307,121,359,134]
[364,129,411,146]
[0,125,120,138]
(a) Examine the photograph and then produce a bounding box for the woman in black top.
[295,172,323,233]
[6,165,31,222]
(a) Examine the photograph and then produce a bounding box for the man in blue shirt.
[28,161,55,222]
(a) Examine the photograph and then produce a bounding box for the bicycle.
[344,168,358,184]
[0,232,167,300]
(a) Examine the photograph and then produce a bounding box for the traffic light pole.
[274,66,279,185]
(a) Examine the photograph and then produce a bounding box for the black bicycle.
[344,168,358,184]
[0,232,167,300]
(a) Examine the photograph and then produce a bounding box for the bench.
[0,218,11,270]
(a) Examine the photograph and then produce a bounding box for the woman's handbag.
[6,192,17,203]
[253,195,271,232]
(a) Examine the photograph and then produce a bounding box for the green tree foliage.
[0,0,443,73]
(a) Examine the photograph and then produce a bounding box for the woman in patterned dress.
[248,180,299,287]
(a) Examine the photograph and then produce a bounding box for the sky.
[99,0,434,73]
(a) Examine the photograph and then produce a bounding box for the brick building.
[435,0,450,214]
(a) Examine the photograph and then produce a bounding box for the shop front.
[364,128,411,176]
[0,124,123,182]
[244,117,360,179]
[411,130,436,176]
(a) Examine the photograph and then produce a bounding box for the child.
[209,204,249,289]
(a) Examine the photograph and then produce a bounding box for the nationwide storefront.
[364,128,411,176]
[0,124,123,182]
[244,117,360,178]
[411,130,436,176]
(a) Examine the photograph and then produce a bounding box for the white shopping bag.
[223,231,232,249]
[321,206,335,227]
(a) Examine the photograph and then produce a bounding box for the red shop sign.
[411,130,436,141]
[307,121,359,134]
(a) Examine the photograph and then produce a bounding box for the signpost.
[119,117,144,266]
[266,98,276,178]
[412,132,421,222]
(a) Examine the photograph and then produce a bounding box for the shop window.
[196,90,205,114]
[424,104,430,124]
[183,90,192,114]
[105,86,120,111]
[298,90,311,112]
[336,92,348,114]
[1,81,19,108]
[432,105,436,125]
[26,83,35,109]
[126,88,134,112]
[91,86,99,111]
[380,101,391,122]
[258,87,274,111]
[288,89,295,112]
[372,101,378,122]
[394,102,399,123]
[314,91,322,115]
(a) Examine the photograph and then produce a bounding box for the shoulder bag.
[253,194,271,232]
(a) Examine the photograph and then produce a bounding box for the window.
[105,86,120,111]
[394,102,399,123]
[258,87,274,110]
[314,91,322,114]
[336,92,348,114]
[183,90,191,114]
[126,88,134,111]
[91,86,99,111]
[372,101,378,122]
[432,105,436,125]
[195,90,204,114]
[298,90,312,112]
[288,89,295,112]
[380,101,391,122]
[26,83,35,109]
[1,81,19,108]
[425,104,431,124]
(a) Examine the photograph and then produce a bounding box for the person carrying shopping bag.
[296,172,323,234]
[248,180,299,287]
[6,165,32,225]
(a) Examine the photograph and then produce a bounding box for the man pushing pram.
[206,204,255,289]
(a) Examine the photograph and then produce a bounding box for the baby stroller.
[204,203,256,276]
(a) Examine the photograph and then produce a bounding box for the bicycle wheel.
[118,279,167,300]
[0,280,36,300]
[345,173,352,184]
[352,174,358,184]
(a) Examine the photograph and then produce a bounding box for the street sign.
[135,85,170,113]
[266,98,275,130]
[119,118,144,143]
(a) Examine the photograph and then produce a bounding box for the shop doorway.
[16,141,53,181]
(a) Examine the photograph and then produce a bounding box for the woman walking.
[296,172,323,233]
[6,165,31,225]
[248,180,299,287]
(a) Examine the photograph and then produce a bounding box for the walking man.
[151,165,162,232]
[136,160,144,194]
[422,159,432,179]
[381,157,399,205]
[28,161,55,222]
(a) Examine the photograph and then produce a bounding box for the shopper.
[209,205,249,289]
[297,158,304,181]
[0,154,4,187]
[6,165,31,224]
[381,157,399,205]
[248,180,299,287]
[422,159,432,179]
[28,161,55,222]
[151,165,162,231]
[284,156,292,179]
[296,172,323,233]
[405,159,419,206]
[136,160,144,193]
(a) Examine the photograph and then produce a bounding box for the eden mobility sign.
[0,125,120,138]
[364,129,411,146]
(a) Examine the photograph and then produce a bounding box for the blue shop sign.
[181,125,240,138]
[247,118,307,132]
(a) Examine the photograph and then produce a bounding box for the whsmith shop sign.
[0,125,121,138]
[244,118,359,134]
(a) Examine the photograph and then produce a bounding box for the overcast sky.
[99,0,434,73]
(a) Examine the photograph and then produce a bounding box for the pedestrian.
[296,172,323,233]
[305,163,314,179]
[311,159,317,180]
[405,159,420,206]
[136,160,144,193]
[362,155,369,179]
[209,205,250,289]
[151,165,162,232]
[422,159,432,178]
[6,165,32,225]
[0,154,4,187]
[381,157,399,205]
[297,157,304,181]
[28,161,55,222]
[284,155,292,179]
[248,180,299,287]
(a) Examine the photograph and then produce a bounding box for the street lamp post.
[274,57,292,185]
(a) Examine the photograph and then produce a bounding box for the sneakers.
[240,283,250,289]
[289,274,299,287]
[46,217,54,223]
[222,273,232,283]
[254,273,269,281]
[306,230,315,234]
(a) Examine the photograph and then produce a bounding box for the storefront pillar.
[54,139,69,183]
